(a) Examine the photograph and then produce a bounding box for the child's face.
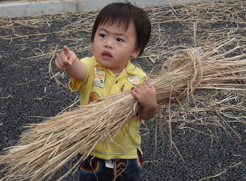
[93,21,140,74]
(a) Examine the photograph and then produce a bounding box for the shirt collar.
[93,56,140,77]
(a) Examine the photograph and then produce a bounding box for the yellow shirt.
[69,56,146,159]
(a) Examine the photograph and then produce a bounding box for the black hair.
[91,2,151,56]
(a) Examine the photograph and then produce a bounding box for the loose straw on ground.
[1,40,246,181]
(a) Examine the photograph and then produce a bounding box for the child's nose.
[105,38,113,49]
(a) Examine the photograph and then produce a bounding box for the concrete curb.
[0,0,78,18]
[0,0,225,18]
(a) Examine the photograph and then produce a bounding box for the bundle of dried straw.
[1,40,246,181]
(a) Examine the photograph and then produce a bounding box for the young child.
[55,2,157,181]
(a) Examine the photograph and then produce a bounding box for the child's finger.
[63,46,71,59]
[146,82,154,89]
[64,46,75,65]
[55,56,66,70]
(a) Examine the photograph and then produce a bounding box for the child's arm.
[131,82,158,120]
[55,46,87,82]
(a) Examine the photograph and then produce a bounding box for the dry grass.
[0,0,246,180]
[198,161,243,181]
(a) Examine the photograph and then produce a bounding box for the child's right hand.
[55,46,78,70]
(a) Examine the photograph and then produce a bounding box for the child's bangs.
[99,15,131,31]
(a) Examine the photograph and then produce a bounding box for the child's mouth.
[102,51,112,59]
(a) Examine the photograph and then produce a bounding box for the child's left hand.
[131,82,157,120]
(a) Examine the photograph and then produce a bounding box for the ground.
[0,0,246,180]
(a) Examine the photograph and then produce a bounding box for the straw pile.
[0,39,246,180]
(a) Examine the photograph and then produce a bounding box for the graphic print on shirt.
[89,92,100,103]
[127,76,140,85]
[93,67,106,88]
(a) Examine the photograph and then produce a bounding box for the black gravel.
[0,1,246,181]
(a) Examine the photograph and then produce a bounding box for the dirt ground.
[0,0,246,180]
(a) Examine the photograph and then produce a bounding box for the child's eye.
[100,34,107,38]
[116,38,124,42]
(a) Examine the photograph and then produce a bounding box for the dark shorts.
[78,151,143,181]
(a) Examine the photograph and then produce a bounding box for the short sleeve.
[68,57,96,92]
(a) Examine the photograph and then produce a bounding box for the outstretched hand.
[55,46,78,70]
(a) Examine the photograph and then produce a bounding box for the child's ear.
[131,47,141,58]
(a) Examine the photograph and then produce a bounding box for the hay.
[1,40,246,180]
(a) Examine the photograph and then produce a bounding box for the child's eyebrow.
[98,27,128,38]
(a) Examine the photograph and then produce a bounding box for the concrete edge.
[0,0,78,18]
